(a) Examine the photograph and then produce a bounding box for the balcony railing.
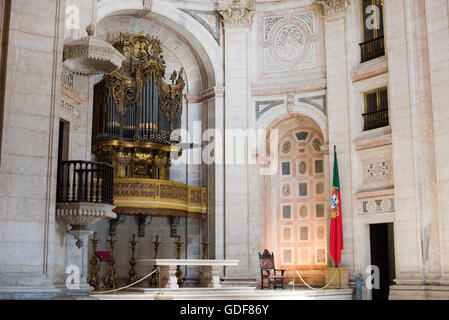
[360,36,385,63]
[57,161,114,205]
[363,109,389,131]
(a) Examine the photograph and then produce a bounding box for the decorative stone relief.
[313,138,323,152]
[316,226,326,241]
[299,205,308,219]
[181,9,221,44]
[264,16,286,40]
[62,67,75,89]
[298,161,308,175]
[315,182,324,195]
[281,183,292,198]
[275,24,305,61]
[217,0,256,27]
[261,9,318,74]
[316,248,327,264]
[282,140,292,154]
[293,12,314,33]
[317,0,351,16]
[298,95,327,115]
[294,43,316,69]
[364,159,392,182]
[255,100,285,119]
[61,100,75,115]
[264,48,289,73]
[359,197,395,215]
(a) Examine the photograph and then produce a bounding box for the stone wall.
[0,0,66,299]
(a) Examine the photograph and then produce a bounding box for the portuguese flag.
[330,146,343,267]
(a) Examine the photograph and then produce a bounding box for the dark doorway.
[58,120,70,163]
[369,223,395,300]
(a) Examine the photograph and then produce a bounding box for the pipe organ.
[92,32,206,220]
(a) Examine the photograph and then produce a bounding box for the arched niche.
[259,112,329,285]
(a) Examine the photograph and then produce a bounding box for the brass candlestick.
[149,235,161,287]
[202,236,209,260]
[128,234,138,285]
[153,235,161,259]
[87,232,100,290]
[104,234,117,289]
[175,235,184,287]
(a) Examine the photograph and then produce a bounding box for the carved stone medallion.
[275,24,305,61]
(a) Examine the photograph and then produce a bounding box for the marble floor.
[88,286,354,300]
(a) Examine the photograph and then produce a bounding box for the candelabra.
[202,236,209,260]
[87,232,100,290]
[128,234,138,285]
[104,234,117,289]
[149,235,161,287]
[175,235,184,287]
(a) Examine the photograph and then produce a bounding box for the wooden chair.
[259,249,286,289]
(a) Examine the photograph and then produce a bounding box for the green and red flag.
[330,146,343,267]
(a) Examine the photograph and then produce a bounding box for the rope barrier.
[294,269,339,291]
[91,268,158,294]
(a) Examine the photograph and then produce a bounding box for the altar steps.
[90,286,354,300]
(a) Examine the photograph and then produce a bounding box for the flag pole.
[334,145,337,269]
[333,145,336,269]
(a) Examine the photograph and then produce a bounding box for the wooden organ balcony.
[91,32,207,221]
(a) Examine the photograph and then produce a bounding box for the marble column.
[384,0,448,299]
[319,0,356,277]
[218,0,257,283]
[0,0,65,299]
[423,0,449,286]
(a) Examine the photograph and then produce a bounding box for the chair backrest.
[259,249,275,270]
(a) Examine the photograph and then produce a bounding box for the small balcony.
[362,109,389,131]
[360,36,385,63]
[57,160,114,204]
[56,161,116,248]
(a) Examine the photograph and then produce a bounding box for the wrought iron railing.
[57,161,114,205]
[360,36,385,63]
[363,109,389,131]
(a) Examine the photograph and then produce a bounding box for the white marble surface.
[137,259,240,266]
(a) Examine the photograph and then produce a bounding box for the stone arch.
[257,110,329,285]
[256,102,329,145]
[96,15,205,94]
[96,0,222,92]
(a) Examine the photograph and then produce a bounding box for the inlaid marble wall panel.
[356,144,394,193]
[256,5,325,79]
[274,120,327,272]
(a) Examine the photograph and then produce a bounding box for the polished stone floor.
[87,286,354,300]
